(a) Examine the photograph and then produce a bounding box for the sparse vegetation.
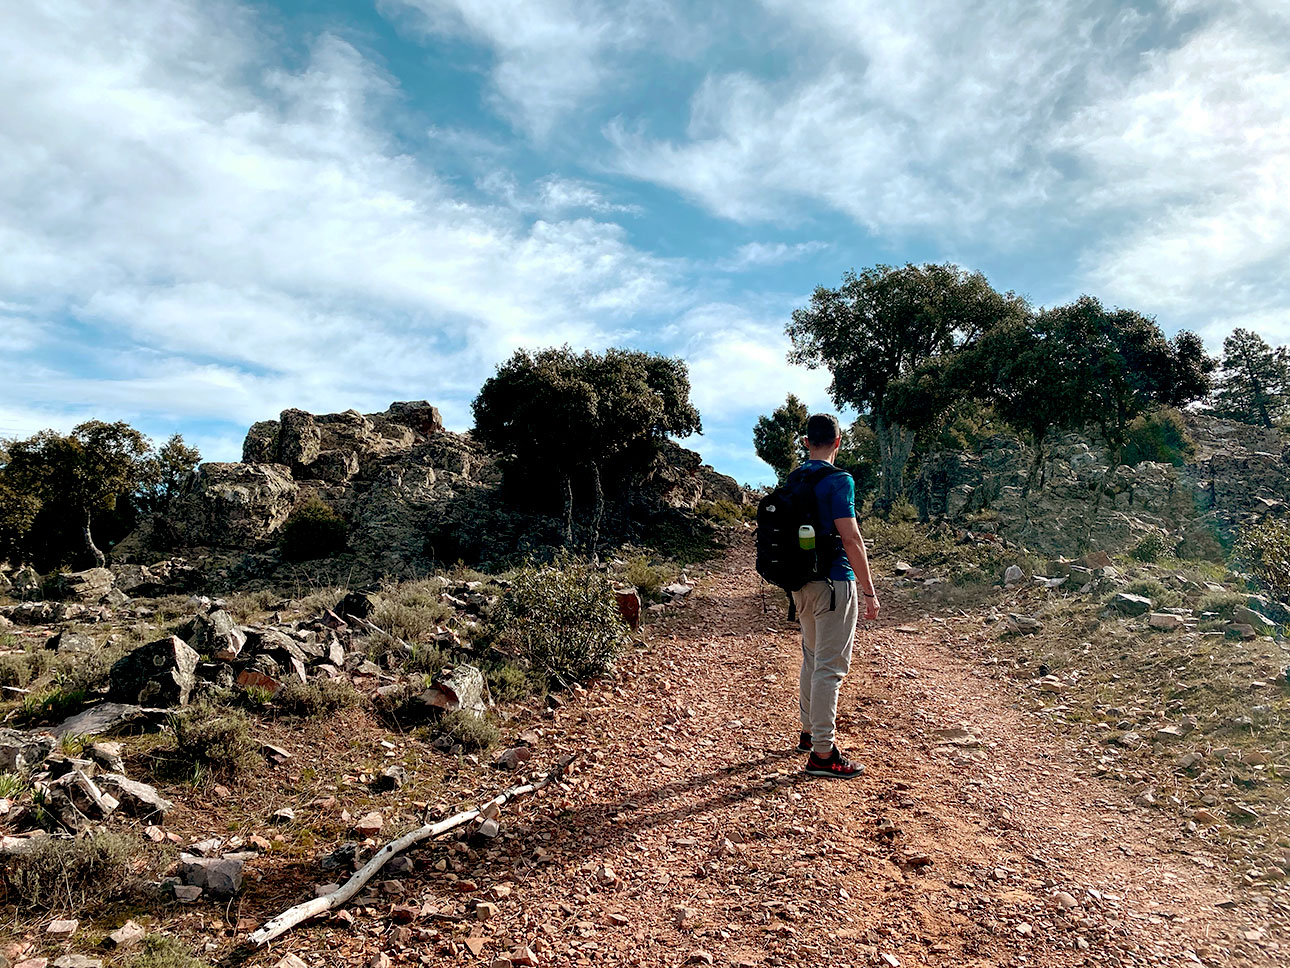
[1130,531,1173,563]
[164,699,262,781]
[491,556,629,687]
[276,677,359,718]
[437,708,500,752]
[2,830,160,911]
[1120,578,1181,608]
[622,553,670,602]
[1197,590,1248,619]
[128,935,213,968]
[1235,515,1290,603]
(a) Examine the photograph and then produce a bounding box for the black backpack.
[755,464,848,620]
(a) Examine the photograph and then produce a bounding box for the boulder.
[1149,613,1185,631]
[45,770,117,830]
[49,569,115,603]
[45,630,96,654]
[337,591,381,622]
[0,728,55,772]
[1108,593,1153,616]
[614,587,641,630]
[168,462,298,547]
[179,854,244,896]
[1003,565,1024,586]
[96,773,174,819]
[1234,606,1277,636]
[188,609,247,661]
[422,664,489,718]
[109,636,199,707]
[51,702,152,739]
[11,565,41,600]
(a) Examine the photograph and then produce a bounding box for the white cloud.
[717,241,828,271]
[0,0,683,446]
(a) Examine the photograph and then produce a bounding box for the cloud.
[0,1,683,457]
[716,241,828,272]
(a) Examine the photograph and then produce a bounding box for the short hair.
[805,413,841,446]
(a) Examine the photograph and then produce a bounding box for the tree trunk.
[83,509,105,569]
[873,413,915,514]
[588,461,604,563]
[562,473,574,546]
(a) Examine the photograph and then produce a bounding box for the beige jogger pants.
[793,579,858,755]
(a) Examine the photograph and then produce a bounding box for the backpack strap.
[786,589,796,622]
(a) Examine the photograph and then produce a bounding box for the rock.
[45,771,117,830]
[87,741,125,773]
[12,564,42,599]
[1003,565,1024,586]
[1234,606,1276,635]
[96,774,174,820]
[493,747,533,771]
[1154,726,1186,742]
[421,664,489,718]
[372,766,405,793]
[1149,612,1185,630]
[353,812,383,837]
[45,920,78,937]
[1054,890,1079,911]
[509,948,539,967]
[1081,551,1113,569]
[53,956,102,968]
[44,631,96,654]
[0,728,55,772]
[188,610,247,661]
[614,587,641,630]
[104,921,145,949]
[476,902,498,921]
[476,818,501,839]
[687,952,714,966]
[661,583,692,600]
[1038,677,1066,693]
[1226,622,1258,640]
[49,569,114,603]
[1108,593,1153,616]
[236,669,283,695]
[336,591,380,621]
[168,461,299,547]
[51,702,150,739]
[274,956,310,968]
[179,854,244,896]
[108,636,199,707]
[1006,613,1042,633]
[172,884,202,902]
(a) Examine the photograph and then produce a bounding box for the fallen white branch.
[247,753,576,948]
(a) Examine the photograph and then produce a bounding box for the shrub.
[279,497,349,562]
[484,660,541,703]
[1236,516,1290,602]
[0,651,42,689]
[695,499,755,525]
[1120,578,1181,608]
[165,699,262,781]
[128,936,213,968]
[622,554,669,602]
[1130,532,1172,563]
[405,643,449,677]
[1122,408,1196,467]
[3,831,153,911]
[276,678,359,718]
[437,709,500,752]
[490,556,629,687]
[0,772,27,799]
[372,599,451,644]
[1198,590,1248,619]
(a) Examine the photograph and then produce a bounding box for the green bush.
[372,599,451,644]
[1120,578,1181,608]
[695,499,755,525]
[405,643,449,677]
[0,651,44,689]
[3,831,153,911]
[437,708,500,752]
[622,554,669,602]
[490,556,629,687]
[128,936,213,968]
[1130,532,1172,563]
[484,659,542,703]
[1198,590,1248,619]
[1123,408,1196,467]
[165,699,262,781]
[1236,516,1290,603]
[276,678,359,718]
[279,497,349,562]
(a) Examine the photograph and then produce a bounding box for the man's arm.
[835,515,880,620]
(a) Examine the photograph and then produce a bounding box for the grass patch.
[16,685,89,726]
[128,935,214,968]
[1121,578,1182,609]
[483,659,543,703]
[0,650,45,688]
[405,643,450,677]
[159,699,262,782]
[0,772,28,799]
[621,554,671,602]
[1198,590,1248,619]
[2,831,165,912]
[275,678,359,718]
[436,709,500,752]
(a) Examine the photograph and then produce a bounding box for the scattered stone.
[1149,612,1185,631]
[46,920,78,937]
[96,774,174,820]
[53,956,102,968]
[104,921,145,949]
[390,904,419,923]
[1054,891,1079,911]
[172,884,203,902]
[662,583,693,600]
[1154,726,1186,742]
[422,665,489,718]
[272,808,296,824]
[274,955,309,968]
[1234,606,1276,635]
[179,854,244,896]
[494,747,532,771]
[45,631,96,654]
[687,952,714,966]
[476,902,498,921]
[51,703,150,739]
[237,669,283,695]
[1006,613,1042,633]
[189,610,247,661]
[354,812,384,837]
[614,587,641,630]
[476,818,501,839]
[87,741,125,773]
[508,947,538,967]
[372,766,405,793]
[1003,565,1024,586]
[0,729,55,772]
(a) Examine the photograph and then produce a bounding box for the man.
[792,413,880,779]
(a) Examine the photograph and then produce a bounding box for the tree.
[787,263,1026,511]
[1212,328,1290,428]
[752,394,809,482]
[3,421,151,568]
[136,434,202,514]
[472,347,701,551]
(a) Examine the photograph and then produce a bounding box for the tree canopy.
[752,394,809,482]
[472,346,701,548]
[1212,328,1289,428]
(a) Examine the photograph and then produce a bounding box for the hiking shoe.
[804,746,865,780]
[796,732,812,753]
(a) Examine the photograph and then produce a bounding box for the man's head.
[804,413,842,458]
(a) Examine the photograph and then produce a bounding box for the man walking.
[792,414,880,779]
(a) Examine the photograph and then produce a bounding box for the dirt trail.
[449,541,1264,968]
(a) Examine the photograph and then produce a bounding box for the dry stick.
[247,753,577,948]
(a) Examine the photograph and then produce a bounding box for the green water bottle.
[798,524,815,550]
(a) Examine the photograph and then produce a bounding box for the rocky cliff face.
[122,402,746,575]
[913,413,1289,557]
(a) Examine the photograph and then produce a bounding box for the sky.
[2,0,1288,486]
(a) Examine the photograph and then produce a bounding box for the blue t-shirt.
[798,459,856,582]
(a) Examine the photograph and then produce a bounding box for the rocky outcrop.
[122,401,746,574]
[109,636,200,707]
[913,413,1288,558]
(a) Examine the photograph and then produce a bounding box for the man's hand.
[863,593,881,621]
